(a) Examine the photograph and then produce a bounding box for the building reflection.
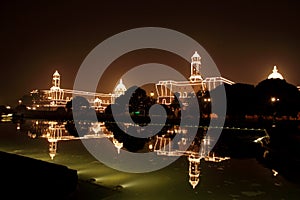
[153,128,230,189]
[17,120,230,189]
[17,120,123,159]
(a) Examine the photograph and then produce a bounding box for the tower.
[47,122,63,160]
[188,154,201,189]
[52,70,61,88]
[50,70,64,106]
[189,51,203,82]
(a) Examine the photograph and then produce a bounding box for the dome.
[191,51,201,61]
[268,66,284,80]
[192,51,200,58]
[53,70,60,77]
[114,79,127,97]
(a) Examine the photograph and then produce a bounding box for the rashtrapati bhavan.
[28,71,127,112]
[155,51,235,105]
[27,51,236,110]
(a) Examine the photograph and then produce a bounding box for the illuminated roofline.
[156,76,235,85]
[203,77,235,85]
[62,89,113,97]
[156,80,204,86]
[42,88,113,98]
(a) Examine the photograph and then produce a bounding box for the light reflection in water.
[4,118,300,199]
[17,119,231,189]
[153,127,230,189]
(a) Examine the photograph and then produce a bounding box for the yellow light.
[271,97,276,102]
[272,169,278,176]
[149,144,153,150]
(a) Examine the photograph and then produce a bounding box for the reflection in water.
[17,119,231,189]
[113,138,123,154]
[17,120,122,160]
[153,129,230,189]
[16,119,300,190]
[5,118,300,198]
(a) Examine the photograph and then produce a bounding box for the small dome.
[114,79,127,97]
[94,97,102,103]
[49,153,56,160]
[191,51,201,58]
[268,66,284,80]
[53,70,60,77]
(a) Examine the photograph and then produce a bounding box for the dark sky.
[0,0,299,105]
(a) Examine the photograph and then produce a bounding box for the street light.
[271,97,276,102]
[270,97,280,126]
[203,98,211,102]
[150,91,155,104]
[150,91,154,97]
[271,97,279,103]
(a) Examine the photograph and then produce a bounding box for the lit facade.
[29,70,127,111]
[155,51,234,105]
[203,77,235,91]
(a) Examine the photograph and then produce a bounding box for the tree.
[225,83,256,118]
[255,79,300,117]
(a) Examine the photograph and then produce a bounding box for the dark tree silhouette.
[255,79,300,117]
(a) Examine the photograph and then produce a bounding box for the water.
[0,118,300,199]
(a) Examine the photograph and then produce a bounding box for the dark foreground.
[0,151,117,199]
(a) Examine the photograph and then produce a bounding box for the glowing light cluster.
[268,66,284,80]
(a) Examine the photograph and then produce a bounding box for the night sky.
[0,0,299,105]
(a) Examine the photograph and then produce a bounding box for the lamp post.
[271,97,279,126]
[150,91,155,104]
[150,91,154,98]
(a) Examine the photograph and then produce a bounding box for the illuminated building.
[268,66,284,80]
[155,51,234,105]
[29,70,127,111]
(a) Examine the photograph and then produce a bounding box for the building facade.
[155,51,235,105]
[28,70,126,112]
